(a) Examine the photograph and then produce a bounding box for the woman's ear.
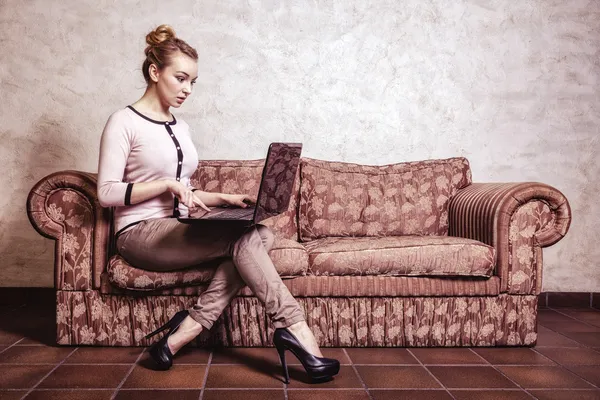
[148,63,160,83]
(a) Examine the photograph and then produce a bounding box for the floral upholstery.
[299,157,472,241]
[106,238,309,291]
[304,236,495,277]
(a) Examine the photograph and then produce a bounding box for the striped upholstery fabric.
[101,274,500,297]
[448,182,571,294]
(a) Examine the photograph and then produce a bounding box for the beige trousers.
[116,218,305,330]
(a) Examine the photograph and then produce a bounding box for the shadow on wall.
[4,114,85,287]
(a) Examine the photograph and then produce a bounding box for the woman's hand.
[163,180,210,211]
[222,193,255,208]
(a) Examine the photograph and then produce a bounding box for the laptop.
[178,142,302,225]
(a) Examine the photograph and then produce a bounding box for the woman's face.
[151,52,198,108]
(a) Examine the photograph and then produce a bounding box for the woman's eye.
[191,81,196,85]
[177,77,185,82]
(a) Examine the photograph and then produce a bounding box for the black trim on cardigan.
[124,183,133,206]
[164,123,184,217]
[126,105,177,125]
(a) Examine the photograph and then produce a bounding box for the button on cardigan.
[97,106,199,235]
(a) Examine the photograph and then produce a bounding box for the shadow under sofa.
[26,156,571,347]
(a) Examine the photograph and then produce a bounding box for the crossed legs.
[117,219,322,356]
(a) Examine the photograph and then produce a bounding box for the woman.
[97,24,339,383]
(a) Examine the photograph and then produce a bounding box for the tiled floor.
[0,302,599,399]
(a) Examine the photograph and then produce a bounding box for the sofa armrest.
[448,182,571,295]
[27,171,111,290]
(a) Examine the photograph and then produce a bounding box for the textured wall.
[1,0,598,290]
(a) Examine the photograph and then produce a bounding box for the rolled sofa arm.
[27,171,111,291]
[448,182,571,295]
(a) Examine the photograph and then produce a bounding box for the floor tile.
[0,391,27,400]
[286,366,362,388]
[538,310,578,323]
[528,390,600,400]
[113,389,201,400]
[66,347,144,364]
[428,366,517,389]
[560,332,600,348]
[450,390,533,400]
[541,321,600,333]
[205,364,282,388]
[211,347,280,365]
[473,348,555,365]
[37,364,131,389]
[356,366,441,389]
[202,390,285,400]
[345,348,418,364]
[285,348,351,365]
[0,345,73,364]
[536,326,582,347]
[565,365,600,386]
[137,346,209,365]
[498,366,594,389]
[24,389,113,399]
[536,348,600,365]
[0,365,54,389]
[559,310,600,327]
[287,390,370,400]
[370,389,453,400]
[121,365,206,389]
[170,347,211,364]
[410,348,487,365]
[0,331,24,345]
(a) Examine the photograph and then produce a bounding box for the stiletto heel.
[277,346,290,384]
[273,328,340,383]
[145,310,189,370]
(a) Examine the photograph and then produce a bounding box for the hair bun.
[145,24,176,51]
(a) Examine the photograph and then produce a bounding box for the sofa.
[26,156,571,347]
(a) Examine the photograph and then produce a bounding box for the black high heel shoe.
[273,328,340,384]
[145,310,189,370]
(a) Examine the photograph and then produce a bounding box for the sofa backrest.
[189,159,300,240]
[298,157,472,241]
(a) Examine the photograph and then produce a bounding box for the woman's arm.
[192,190,254,208]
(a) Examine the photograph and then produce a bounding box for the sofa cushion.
[190,159,300,240]
[304,236,495,277]
[106,238,309,291]
[299,157,472,240]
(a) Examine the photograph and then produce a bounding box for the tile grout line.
[405,348,455,399]
[110,347,146,400]
[547,307,600,329]
[19,346,79,400]
[0,337,26,355]
[342,348,373,400]
[529,349,600,390]
[539,313,600,350]
[198,350,213,400]
[468,348,536,399]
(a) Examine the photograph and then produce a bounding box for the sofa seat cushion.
[304,236,495,277]
[106,238,309,291]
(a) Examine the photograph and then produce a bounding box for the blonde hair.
[142,24,198,84]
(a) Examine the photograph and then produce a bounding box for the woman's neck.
[132,86,172,121]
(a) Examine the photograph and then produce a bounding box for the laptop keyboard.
[202,206,255,220]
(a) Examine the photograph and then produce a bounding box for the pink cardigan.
[97,106,199,234]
